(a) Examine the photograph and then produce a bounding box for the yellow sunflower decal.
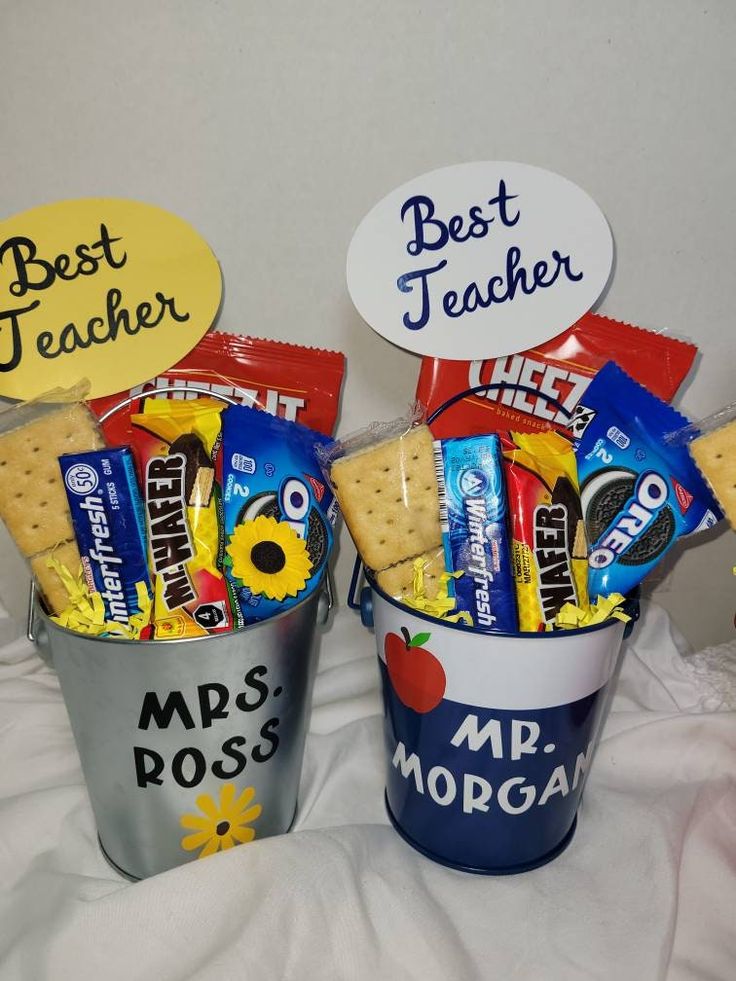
[180,783,262,859]
[226,514,312,601]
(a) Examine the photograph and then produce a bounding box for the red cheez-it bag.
[90,332,346,443]
[416,313,697,439]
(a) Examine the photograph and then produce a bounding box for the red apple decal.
[385,627,446,713]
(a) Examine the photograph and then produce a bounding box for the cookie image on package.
[329,425,442,571]
[237,490,329,570]
[582,468,675,566]
[170,433,215,508]
[689,420,736,529]
[550,475,586,558]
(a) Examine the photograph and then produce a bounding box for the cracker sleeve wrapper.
[131,397,232,639]
[574,361,722,598]
[0,381,105,615]
[667,401,736,531]
[317,404,443,576]
[502,430,589,631]
[216,404,335,626]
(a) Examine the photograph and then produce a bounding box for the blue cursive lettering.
[397,260,447,330]
[399,246,582,331]
[401,180,520,257]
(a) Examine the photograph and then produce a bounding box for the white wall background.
[0,0,734,648]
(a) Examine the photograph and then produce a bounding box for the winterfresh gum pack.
[59,447,152,627]
[216,404,336,626]
[433,434,518,631]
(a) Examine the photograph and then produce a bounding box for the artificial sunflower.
[180,783,262,859]
[226,514,312,601]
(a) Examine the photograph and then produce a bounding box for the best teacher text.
[0,224,189,372]
[396,181,583,331]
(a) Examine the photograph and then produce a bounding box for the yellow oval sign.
[0,198,222,400]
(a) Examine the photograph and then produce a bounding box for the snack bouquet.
[0,334,347,879]
[318,312,730,877]
[319,317,722,634]
[0,333,345,639]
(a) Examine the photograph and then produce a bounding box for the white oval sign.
[346,162,613,360]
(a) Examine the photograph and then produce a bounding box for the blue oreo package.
[434,434,518,631]
[59,447,152,627]
[216,404,336,626]
[573,361,722,598]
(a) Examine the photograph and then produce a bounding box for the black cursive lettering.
[36,287,190,360]
[0,223,127,298]
[0,300,40,371]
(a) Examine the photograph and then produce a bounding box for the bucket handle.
[348,382,573,626]
[98,384,240,422]
[27,579,39,644]
[427,381,573,425]
[317,566,335,625]
[27,580,53,664]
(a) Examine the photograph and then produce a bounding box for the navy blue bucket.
[350,383,637,873]
[355,574,637,874]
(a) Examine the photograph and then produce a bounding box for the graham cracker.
[0,404,103,556]
[330,425,442,571]
[689,421,736,529]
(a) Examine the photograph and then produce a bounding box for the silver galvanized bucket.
[29,573,332,879]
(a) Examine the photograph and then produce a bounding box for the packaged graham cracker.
[667,400,736,530]
[0,383,104,614]
[317,404,444,576]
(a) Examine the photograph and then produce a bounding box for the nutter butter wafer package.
[130,398,231,639]
[59,447,152,631]
[433,434,517,631]
[502,430,589,631]
[417,313,698,439]
[216,404,335,626]
[574,361,722,598]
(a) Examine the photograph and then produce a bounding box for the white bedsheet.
[0,598,734,981]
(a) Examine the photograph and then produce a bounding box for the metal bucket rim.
[36,569,327,648]
[367,571,633,641]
